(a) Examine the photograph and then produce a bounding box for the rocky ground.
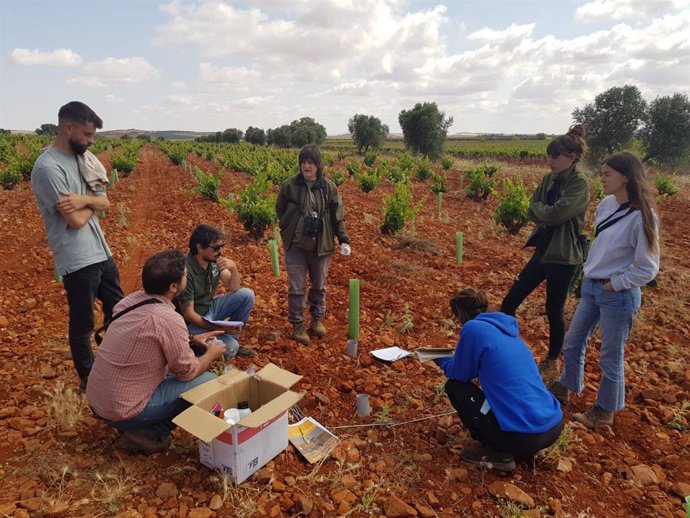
[0,144,689,517]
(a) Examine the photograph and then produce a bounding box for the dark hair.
[58,101,103,129]
[188,224,224,255]
[142,250,186,295]
[450,288,489,323]
[546,124,587,162]
[602,152,659,251]
[298,144,323,177]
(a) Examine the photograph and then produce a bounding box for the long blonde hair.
[602,152,659,251]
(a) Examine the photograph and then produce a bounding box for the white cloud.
[104,94,124,103]
[67,57,160,87]
[198,63,261,88]
[576,0,690,21]
[10,48,82,67]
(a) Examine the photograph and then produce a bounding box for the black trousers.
[63,257,124,381]
[500,249,577,359]
[445,379,562,459]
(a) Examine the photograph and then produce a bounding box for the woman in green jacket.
[276,144,350,346]
[500,125,590,382]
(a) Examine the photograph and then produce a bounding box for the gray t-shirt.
[31,147,112,275]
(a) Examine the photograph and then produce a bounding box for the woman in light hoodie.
[550,152,660,430]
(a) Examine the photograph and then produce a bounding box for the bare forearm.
[63,207,95,229]
[85,194,110,211]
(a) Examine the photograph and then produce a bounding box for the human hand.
[206,337,227,360]
[216,256,236,272]
[56,191,87,213]
[340,243,351,256]
[192,330,224,349]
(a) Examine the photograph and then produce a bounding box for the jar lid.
[238,400,249,409]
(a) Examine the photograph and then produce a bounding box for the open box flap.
[173,404,232,443]
[238,390,304,428]
[256,363,302,390]
[179,368,248,405]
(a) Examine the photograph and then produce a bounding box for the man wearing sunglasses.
[177,224,256,358]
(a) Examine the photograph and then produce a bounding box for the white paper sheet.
[370,346,413,362]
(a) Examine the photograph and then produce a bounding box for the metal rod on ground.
[456,231,463,265]
[269,239,280,276]
[348,279,360,340]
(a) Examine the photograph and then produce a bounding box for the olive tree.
[348,114,389,154]
[245,126,266,145]
[640,93,690,164]
[398,102,453,159]
[572,85,646,157]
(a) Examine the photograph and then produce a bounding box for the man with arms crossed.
[178,224,256,359]
[31,101,124,391]
[87,250,226,454]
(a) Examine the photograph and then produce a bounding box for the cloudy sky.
[1,0,689,135]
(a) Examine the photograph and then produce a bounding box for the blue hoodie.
[435,312,562,434]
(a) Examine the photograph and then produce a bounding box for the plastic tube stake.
[348,278,360,340]
[269,239,280,276]
[227,193,235,214]
[437,191,443,213]
[109,168,119,188]
[456,231,464,265]
[686,495,690,518]
[54,267,62,284]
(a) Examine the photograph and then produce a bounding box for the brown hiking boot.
[311,317,327,338]
[572,405,614,430]
[539,358,559,384]
[115,430,171,455]
[292,322,310,345]
[548,380,570,406]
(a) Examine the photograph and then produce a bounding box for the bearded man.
[31,101,124,391]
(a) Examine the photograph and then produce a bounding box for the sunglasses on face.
[207,243,225,252]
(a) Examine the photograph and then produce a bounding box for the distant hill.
[98,129,212,140]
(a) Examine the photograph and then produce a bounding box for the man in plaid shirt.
[87,250,226,454]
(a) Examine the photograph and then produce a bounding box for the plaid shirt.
[86,291,204,421]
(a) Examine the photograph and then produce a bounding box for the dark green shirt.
[177,253,220,317]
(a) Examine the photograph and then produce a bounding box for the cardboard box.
[173,363,303,484]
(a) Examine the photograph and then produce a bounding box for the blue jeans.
[111,372,216,439]
[559,278,641,412]
[63,257,124,381]
[187,288,255,359]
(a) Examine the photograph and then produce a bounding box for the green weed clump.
[346,160,361,176]
[380,180,424,234]
[194,166,220,202]
[358,168,381,193]
[465,167,496,200]
[415,158,433,180]
[364,151,378,166]
[430,172,448,193]
[494,178,530,234]
[331,169,346,186]
[655,173,679,198]
[232,172,277,238]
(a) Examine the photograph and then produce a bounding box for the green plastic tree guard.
[109,168,119,188]
[456,231,464,265]
[349,279,360,340]
[437,191,443,213]
[54,266,62,284]
[269,239,280,276]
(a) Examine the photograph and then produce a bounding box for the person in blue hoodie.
[435,288,563,471]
